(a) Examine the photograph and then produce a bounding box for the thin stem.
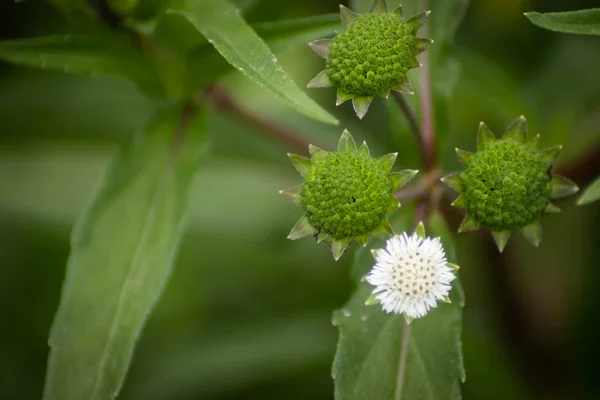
[204,85,314,155]
[391,91,428,167]
[395,320,412,400]
[419,0,436,171]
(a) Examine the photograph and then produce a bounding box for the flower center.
[300,151,392,239]
[462,139,552,231]
[389,248,439,301]
[326,12,415,96]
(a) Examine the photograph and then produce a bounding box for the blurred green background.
[1,0,600,399]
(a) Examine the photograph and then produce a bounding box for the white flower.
[366,231,456,320]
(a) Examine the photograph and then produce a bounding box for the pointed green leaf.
[331,238,351,261]
[546,202,561,212]
[577,175,600,205]
[415,221,426,238]
[288,216,318,240]
[332,211,464,399]
[477,122,496,151]
[377,152,398,172]
[389,170,419,191]
[42,105,207,400]
[387,197,401,212]
[352,96,373,119]
[340,5,359,25]
[458,213,480,233]
[317,232,331,243]
[521,221,542,247]
[393,4,403,17]
[338,130,357,152]
[451,194,466,208]
[525,9,600,36]
[527,133,541,149]
[308,144,328,162]
[369,0,387,13]
[441,172,462,192]
[371,219,394,238]
[357,141,370,156]
[503,115,527,143]
[308,39,331,59]
[406,11,431,34]
[447,263,460,270]
[550,174,579,198]
[168,0,338,125]
[288,153,312,177]
[307,70,333,88]
[391,76,414,94]
[364,293,379,305]
[355,235,369,247]
[279,185,302,205]
[455,148,473,167]
[0,34,163,98]
[541,146,562,164]
[336,90,353,106]
[491,230,512,252]
[415,37,434,54]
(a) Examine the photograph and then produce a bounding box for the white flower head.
[366,223,457,322]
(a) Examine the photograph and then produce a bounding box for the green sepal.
[357,141,370,156]
[503,115,527,143]
[392,4,403,17]
[355,234,369,247]
[391,76,414,95]
[441,172,462,192]
[442,296,452,304]
[458,213,480,233]
[377,152,398,172]
[336,90,353,106]
[316,232,330,243]
[288,153,312,177]
[408,58,421,69]
[415,38,434,54]
[372,219,394,238]
[404,314,414,324]
[352,96,373,119]
[545,201,561,213]
[415,221,426,238]
[308,144,328,162]
[307,70,332,88]
[389,169,418,190]
[337,129,357,152]
[477,121,495,151]
[455,148,473,167]
[287,216,318,240]
[331,238,351,261]
[541,146,563,165]
[308,39,331,59]
[550,174,579,198]
[279,185,302,206]
[369,0,387,13]
[387,196,401,212]
[521,221,542,247]
[451,194,466,208]
[527,134,541,149]
[447,263,460,270]
[406,10,431,34]
[364,293,379,305]
[340,5,359,25]
[491,230,511,252]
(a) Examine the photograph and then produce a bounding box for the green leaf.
[168,0,338,125]
[42,104,207,400]
[525,9,600,36]
[577,175,600,205]
[0,34,163,97]
[333,211,464,399]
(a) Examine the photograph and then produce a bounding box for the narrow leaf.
[307,70,332,88]
[577,175,600,205]
[550,174,579,198]
[477,122,495,151]
[43,105,207,400]
[308,39,331,59]
[525,9,600,36]
[338,130,357,152]
[168,0,338,125]
[340,5,359,25]
[0,34,163,97]
[288,153,312,177]
[492,230,512,252]
[503,115,527,143]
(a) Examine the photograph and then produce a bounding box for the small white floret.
[366,232,455,320]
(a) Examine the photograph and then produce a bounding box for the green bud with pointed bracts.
[307,0,432,119]
[280,130,418,261]
[442,116,579,252]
